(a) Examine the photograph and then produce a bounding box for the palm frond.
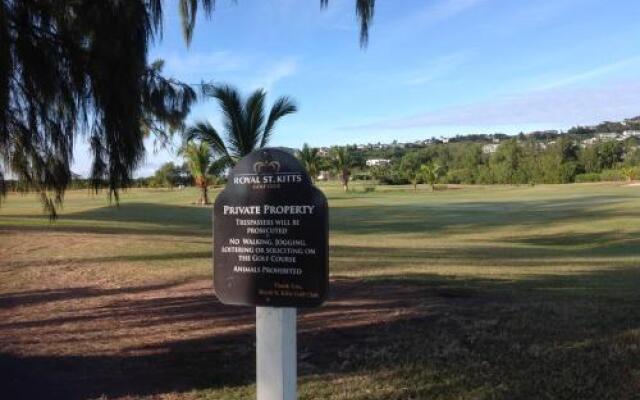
[141,59,197,144]
[355,0,375,48]
[262,96,297,148]
[321,0,375,48]
[184,121,230,160]
[209,84,246,158]
[180,141,211,180]
[208,155,231,176]
[244,89,266,154]
[179,0,215,46]
[298,143,320,180]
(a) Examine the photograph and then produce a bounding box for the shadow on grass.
[330,230,640,274]
[330,195,640,235]
[0,283,179,309]
[1,202,212,236]
[0,268,639,399]
[2,251,212,270]
[3,194,639,239]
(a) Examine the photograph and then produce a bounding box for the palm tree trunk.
[201,183,209,205]
[342,170,349,192]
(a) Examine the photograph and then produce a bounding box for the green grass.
[1,182,639,399]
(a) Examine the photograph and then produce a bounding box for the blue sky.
[72,0,640,176]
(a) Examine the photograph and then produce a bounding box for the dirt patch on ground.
[0,269,471,399]
[2,226,639,399]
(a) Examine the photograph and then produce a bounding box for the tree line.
[361,137,640,186]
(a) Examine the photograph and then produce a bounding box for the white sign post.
[257,307,297,400]
[213,150,328,400]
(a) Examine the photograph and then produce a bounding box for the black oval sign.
[213,148,329,307]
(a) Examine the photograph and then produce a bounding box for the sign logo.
[253,160,281,174]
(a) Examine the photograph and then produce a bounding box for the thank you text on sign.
[213,148,329,307]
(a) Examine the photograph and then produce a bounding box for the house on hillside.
[366,159,391,167]
[596,132,619,141]
[482,143,499,154]
[317,171,331,181]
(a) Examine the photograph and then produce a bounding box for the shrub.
[575,173,601,183]
[600,169,626,182]
[445,169,471,184]
[363,185,376,193]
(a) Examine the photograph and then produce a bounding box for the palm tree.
[420,163,443,191]
[333,147,354,192]
[407,169,420,191]
[298,144,321,183]
[180,142,212,205]
[184,85,297,167]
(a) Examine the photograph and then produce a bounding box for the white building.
[482,144,500,154]
[317,171,331,181]
[596,132,619,140]
[623,130,640,139]
[366,159,391,167]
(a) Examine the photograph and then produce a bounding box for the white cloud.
[400,52,470,86]
[343,80,640,131]
[387,0,489,37]
[534,56,640,91]
[249,57,299,91]
[159,50,249,80]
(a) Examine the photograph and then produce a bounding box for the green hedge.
[600,169,626,182]
[575,173,601,183]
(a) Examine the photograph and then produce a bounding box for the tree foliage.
[180,142,212,204]
[367,137,638,186]
[184,84,297,166]
[420,163,443,191]
[149,162,192,189]
[1,0,373,217]
[0,0,197,217]
[332,147,355,191]
[298,144,321,183]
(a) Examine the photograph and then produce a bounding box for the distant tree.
[539,138,580,183]
[400,152,428,191]
[420,163,443,191]
[456,143,484,183]
[184,85,297,166]
[150,162,181,189]
[491,139,525,184]
[180,142,212,205]
[597,141,624,170]
[579,145,601,173]
[206,158,228,185]
[332,147,355,192]
[567,126,595,136]
[298,144,321,183]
